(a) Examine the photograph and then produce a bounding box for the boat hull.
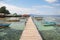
[0,24,10,28]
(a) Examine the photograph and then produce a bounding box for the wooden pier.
[20,17,42,40]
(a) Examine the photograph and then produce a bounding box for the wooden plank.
[20,17,42,40]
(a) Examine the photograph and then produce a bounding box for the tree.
[0,6,10,15]
[5,10,10,14]
[0,6,6,13]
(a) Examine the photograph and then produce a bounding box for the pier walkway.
[20,17,42,40]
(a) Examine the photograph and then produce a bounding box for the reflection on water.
[0,18,26,40]
[33,16,60,40]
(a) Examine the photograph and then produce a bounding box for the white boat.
[6,17,20,22]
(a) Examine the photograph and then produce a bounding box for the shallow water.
[33,17,60,40]
[0,18,26,40]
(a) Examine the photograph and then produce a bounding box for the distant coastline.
[30,14,60,17]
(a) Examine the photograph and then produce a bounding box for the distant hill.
[29,14,60,17]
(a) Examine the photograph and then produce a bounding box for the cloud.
[32,5,54,8]
[0,2,60,15]
[0,2,34,14]
[45,0,57,3]
[0,2,43,15]
[53,4,60,6]
[0,3,22,14]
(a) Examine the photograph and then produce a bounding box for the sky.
[0,0,60,15]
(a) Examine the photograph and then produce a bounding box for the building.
[0,13,9,17]
[0,13,5,17]
[22,14,30,17]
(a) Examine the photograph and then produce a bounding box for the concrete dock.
[20,17,42,40]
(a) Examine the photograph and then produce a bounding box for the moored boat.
[35,17,43,21]
[0,23,10,28]
[43,21,56,26]
[56,23,60,26]
[6,17,20,22]
[43,17,56,26]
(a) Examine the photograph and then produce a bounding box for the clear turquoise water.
[0,18,26,40]
[33,17,60,40]
[33,19,55,31]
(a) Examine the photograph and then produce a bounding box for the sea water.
[0,18,26,40]
[33,15,60,40]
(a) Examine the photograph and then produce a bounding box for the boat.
[55,18,60,26]
[56,22,60,26]
[56,24,60,26]
[6,17,20,22]
[43,21,56,26]
[35,17,43,21]
[0,23,10,28]
[43,17,56,26]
